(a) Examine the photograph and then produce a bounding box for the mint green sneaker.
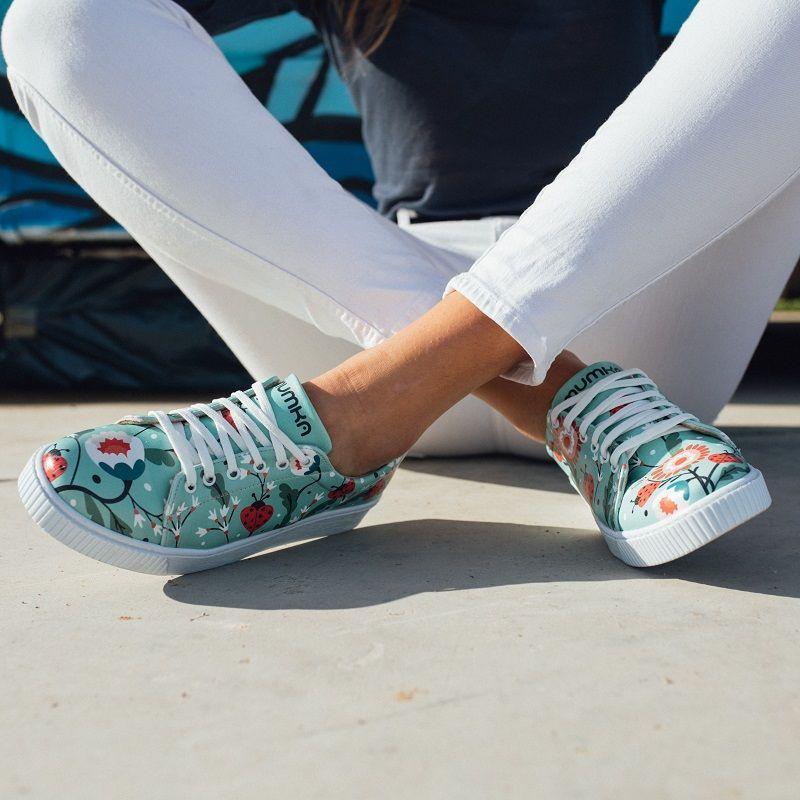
[19,376,399,575]
[546,362,771,567]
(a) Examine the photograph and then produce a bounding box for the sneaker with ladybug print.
[546,362,771,567]
[19,375,399,574]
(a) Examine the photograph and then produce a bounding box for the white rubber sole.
[18,446,379,575]
[599,468,771,567]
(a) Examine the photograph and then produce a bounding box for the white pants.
[3,0,800,458]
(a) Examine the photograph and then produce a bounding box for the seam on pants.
[8,67,390,348]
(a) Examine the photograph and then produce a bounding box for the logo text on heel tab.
[275,382,312,437]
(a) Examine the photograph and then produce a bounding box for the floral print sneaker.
[546,362,771,567]
[19,376,399,575]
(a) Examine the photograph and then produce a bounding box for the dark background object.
[0,244,249,390]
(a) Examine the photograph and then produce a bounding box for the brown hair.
[311,0,406,56]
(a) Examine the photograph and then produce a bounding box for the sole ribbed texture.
[18,447,378,575]
[600,469,771,567]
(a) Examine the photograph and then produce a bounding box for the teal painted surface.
[662,0,698,35]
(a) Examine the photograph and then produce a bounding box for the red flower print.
[553,420,581,464]
[328,479,356,500]
[708,452,742,464]
[650,444,710,481]
[634,482,659,507]
[97,437,131,457]
[582,474,595,501]
[659,496,679,516]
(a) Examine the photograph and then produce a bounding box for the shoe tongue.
[550,361,690,467]
[266,374,332,453]
[183,375,332,454]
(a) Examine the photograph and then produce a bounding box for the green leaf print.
[279,483,300,517]
[83,496,104,526]
[144,448,175,467]
[211,473,230,506]
[110,512,132,537]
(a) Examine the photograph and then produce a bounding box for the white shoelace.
[150,381,311,492]
[549,369,697,471]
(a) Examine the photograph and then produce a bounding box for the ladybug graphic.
[240,499,274,534]
[328,478,356,500]
[42,449,68,483]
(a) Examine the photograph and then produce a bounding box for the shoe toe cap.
[39,424,177,541]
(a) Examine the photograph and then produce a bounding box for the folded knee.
[2,0,115,89]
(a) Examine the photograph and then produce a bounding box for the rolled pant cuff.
[444,272,551,386]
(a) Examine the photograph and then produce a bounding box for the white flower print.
[654,488,685,519]
[85,430,146,481]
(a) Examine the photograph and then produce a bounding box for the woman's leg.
[0,0,469,356]
[1,0,561,462]
[444,0,800,390]
[6,0,799,473]
[305,0,800,474]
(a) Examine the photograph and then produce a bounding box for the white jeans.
[3,0,800,458]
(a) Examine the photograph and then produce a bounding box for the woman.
[5,0,796,573]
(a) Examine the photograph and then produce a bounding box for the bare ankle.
[473,351,585,442]
[304,364,418,476]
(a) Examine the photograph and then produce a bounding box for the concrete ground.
[2,323,799,800]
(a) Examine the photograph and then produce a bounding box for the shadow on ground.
[163,500,800,611]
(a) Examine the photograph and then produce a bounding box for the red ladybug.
[328,479,356,500]
[42,449,68,483]
[240,500,273,534]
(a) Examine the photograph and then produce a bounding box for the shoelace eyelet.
[185,482,196,493]
[276,460,289,470]
[226,469,239,479]
[202,474,216,487]
[254,461,266,472]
